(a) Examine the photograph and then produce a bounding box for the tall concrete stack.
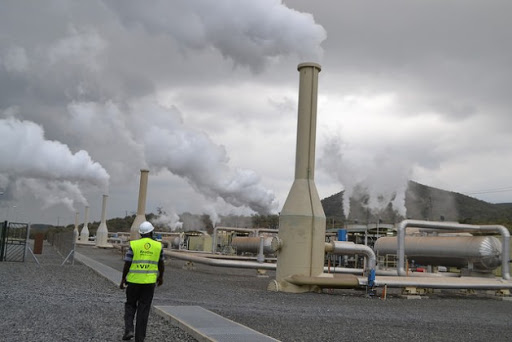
[80,206,90,242]
[271,63,326,293]
[73,211,79,242]
[95,194,109,247]
[130,169,149,240]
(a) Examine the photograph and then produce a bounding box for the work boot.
[122,330,134,340]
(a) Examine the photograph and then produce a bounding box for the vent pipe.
[95,195,109,247]
[130,169,149,240]
[271,63,326,293]
[80,206,90,242]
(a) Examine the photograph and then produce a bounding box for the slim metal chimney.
[80,206,90,242]
[95,194,109,247]
[130,169,149,240]
[271,63,326,293]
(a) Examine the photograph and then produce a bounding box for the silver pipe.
[397,220,510,280]
[326,241,376,273]
[212,227,256,253]
[363,277,512,290]
[325,266,460,277]
[165,250,276,270]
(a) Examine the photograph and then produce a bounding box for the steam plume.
[319,134,409,218]
[0,116,110,210]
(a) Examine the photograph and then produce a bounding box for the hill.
[321,180,512,227]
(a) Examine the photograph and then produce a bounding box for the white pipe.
[325,241,376,273]
[165,250,276,270]
[397,220,510,280]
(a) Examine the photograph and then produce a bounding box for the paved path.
[76,251,280,342]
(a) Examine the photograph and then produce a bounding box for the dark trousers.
[124,282,156,342]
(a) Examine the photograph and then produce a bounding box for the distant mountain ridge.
[321,180,512,226]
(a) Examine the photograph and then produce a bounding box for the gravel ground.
[78,245,512,342]
[0,242,197,342]
[3,243,512,342]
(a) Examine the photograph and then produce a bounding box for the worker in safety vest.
[120,221,164,341]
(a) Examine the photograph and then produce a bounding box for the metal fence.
[47,230,77,265]
[0,221,30,262]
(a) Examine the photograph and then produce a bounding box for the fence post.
[0,221,7,262]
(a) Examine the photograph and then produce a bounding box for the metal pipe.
[375,235,502,270]
[325,241,376,272]
[364,276,512,290]
[165,250,276,270]
[325,266,460,277]
[397,220,510,280]
[326,240,376,287]
[284,274,359,289]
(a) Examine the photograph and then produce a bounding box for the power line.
[467,186,512,195]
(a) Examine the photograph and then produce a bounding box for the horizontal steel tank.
[231,236,277,255]
[374,236,502,270]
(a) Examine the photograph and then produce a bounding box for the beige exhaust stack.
[269,63,326,293]
[80,206,90,242]
[73,211,79,242]
[130,169,149,240]
[95,194,109,247]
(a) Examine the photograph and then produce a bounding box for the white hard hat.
[139,221,154,235]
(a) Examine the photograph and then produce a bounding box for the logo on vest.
[144,242,151,250]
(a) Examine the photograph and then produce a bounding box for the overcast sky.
[1,0,511,226]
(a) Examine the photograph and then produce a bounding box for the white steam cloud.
[104,0,326,71]
[152,211,183,231]
[319,134,409,218]
[0,116,110,211]
[0,0,326,222]
[69,99,279,214]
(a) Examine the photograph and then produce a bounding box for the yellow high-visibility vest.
[126,238,162,284]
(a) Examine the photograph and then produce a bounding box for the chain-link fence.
[47,230,77,265]
[0,221,30,262]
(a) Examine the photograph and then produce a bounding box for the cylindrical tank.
[232,236,277,255]
[374,236,502,270]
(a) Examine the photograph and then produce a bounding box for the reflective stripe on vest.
[126,238,162,284]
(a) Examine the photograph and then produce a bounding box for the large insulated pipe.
[80,206,90,242]
[397,220,510,280]
[212,227,256,253]
[375,235,502,270]
[231,236,279,255]
[273,63,326,293]
[130,169,149,240]
[95,195,109,247]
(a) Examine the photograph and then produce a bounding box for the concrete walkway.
[75,252,280,342]
[155,306,280,342]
